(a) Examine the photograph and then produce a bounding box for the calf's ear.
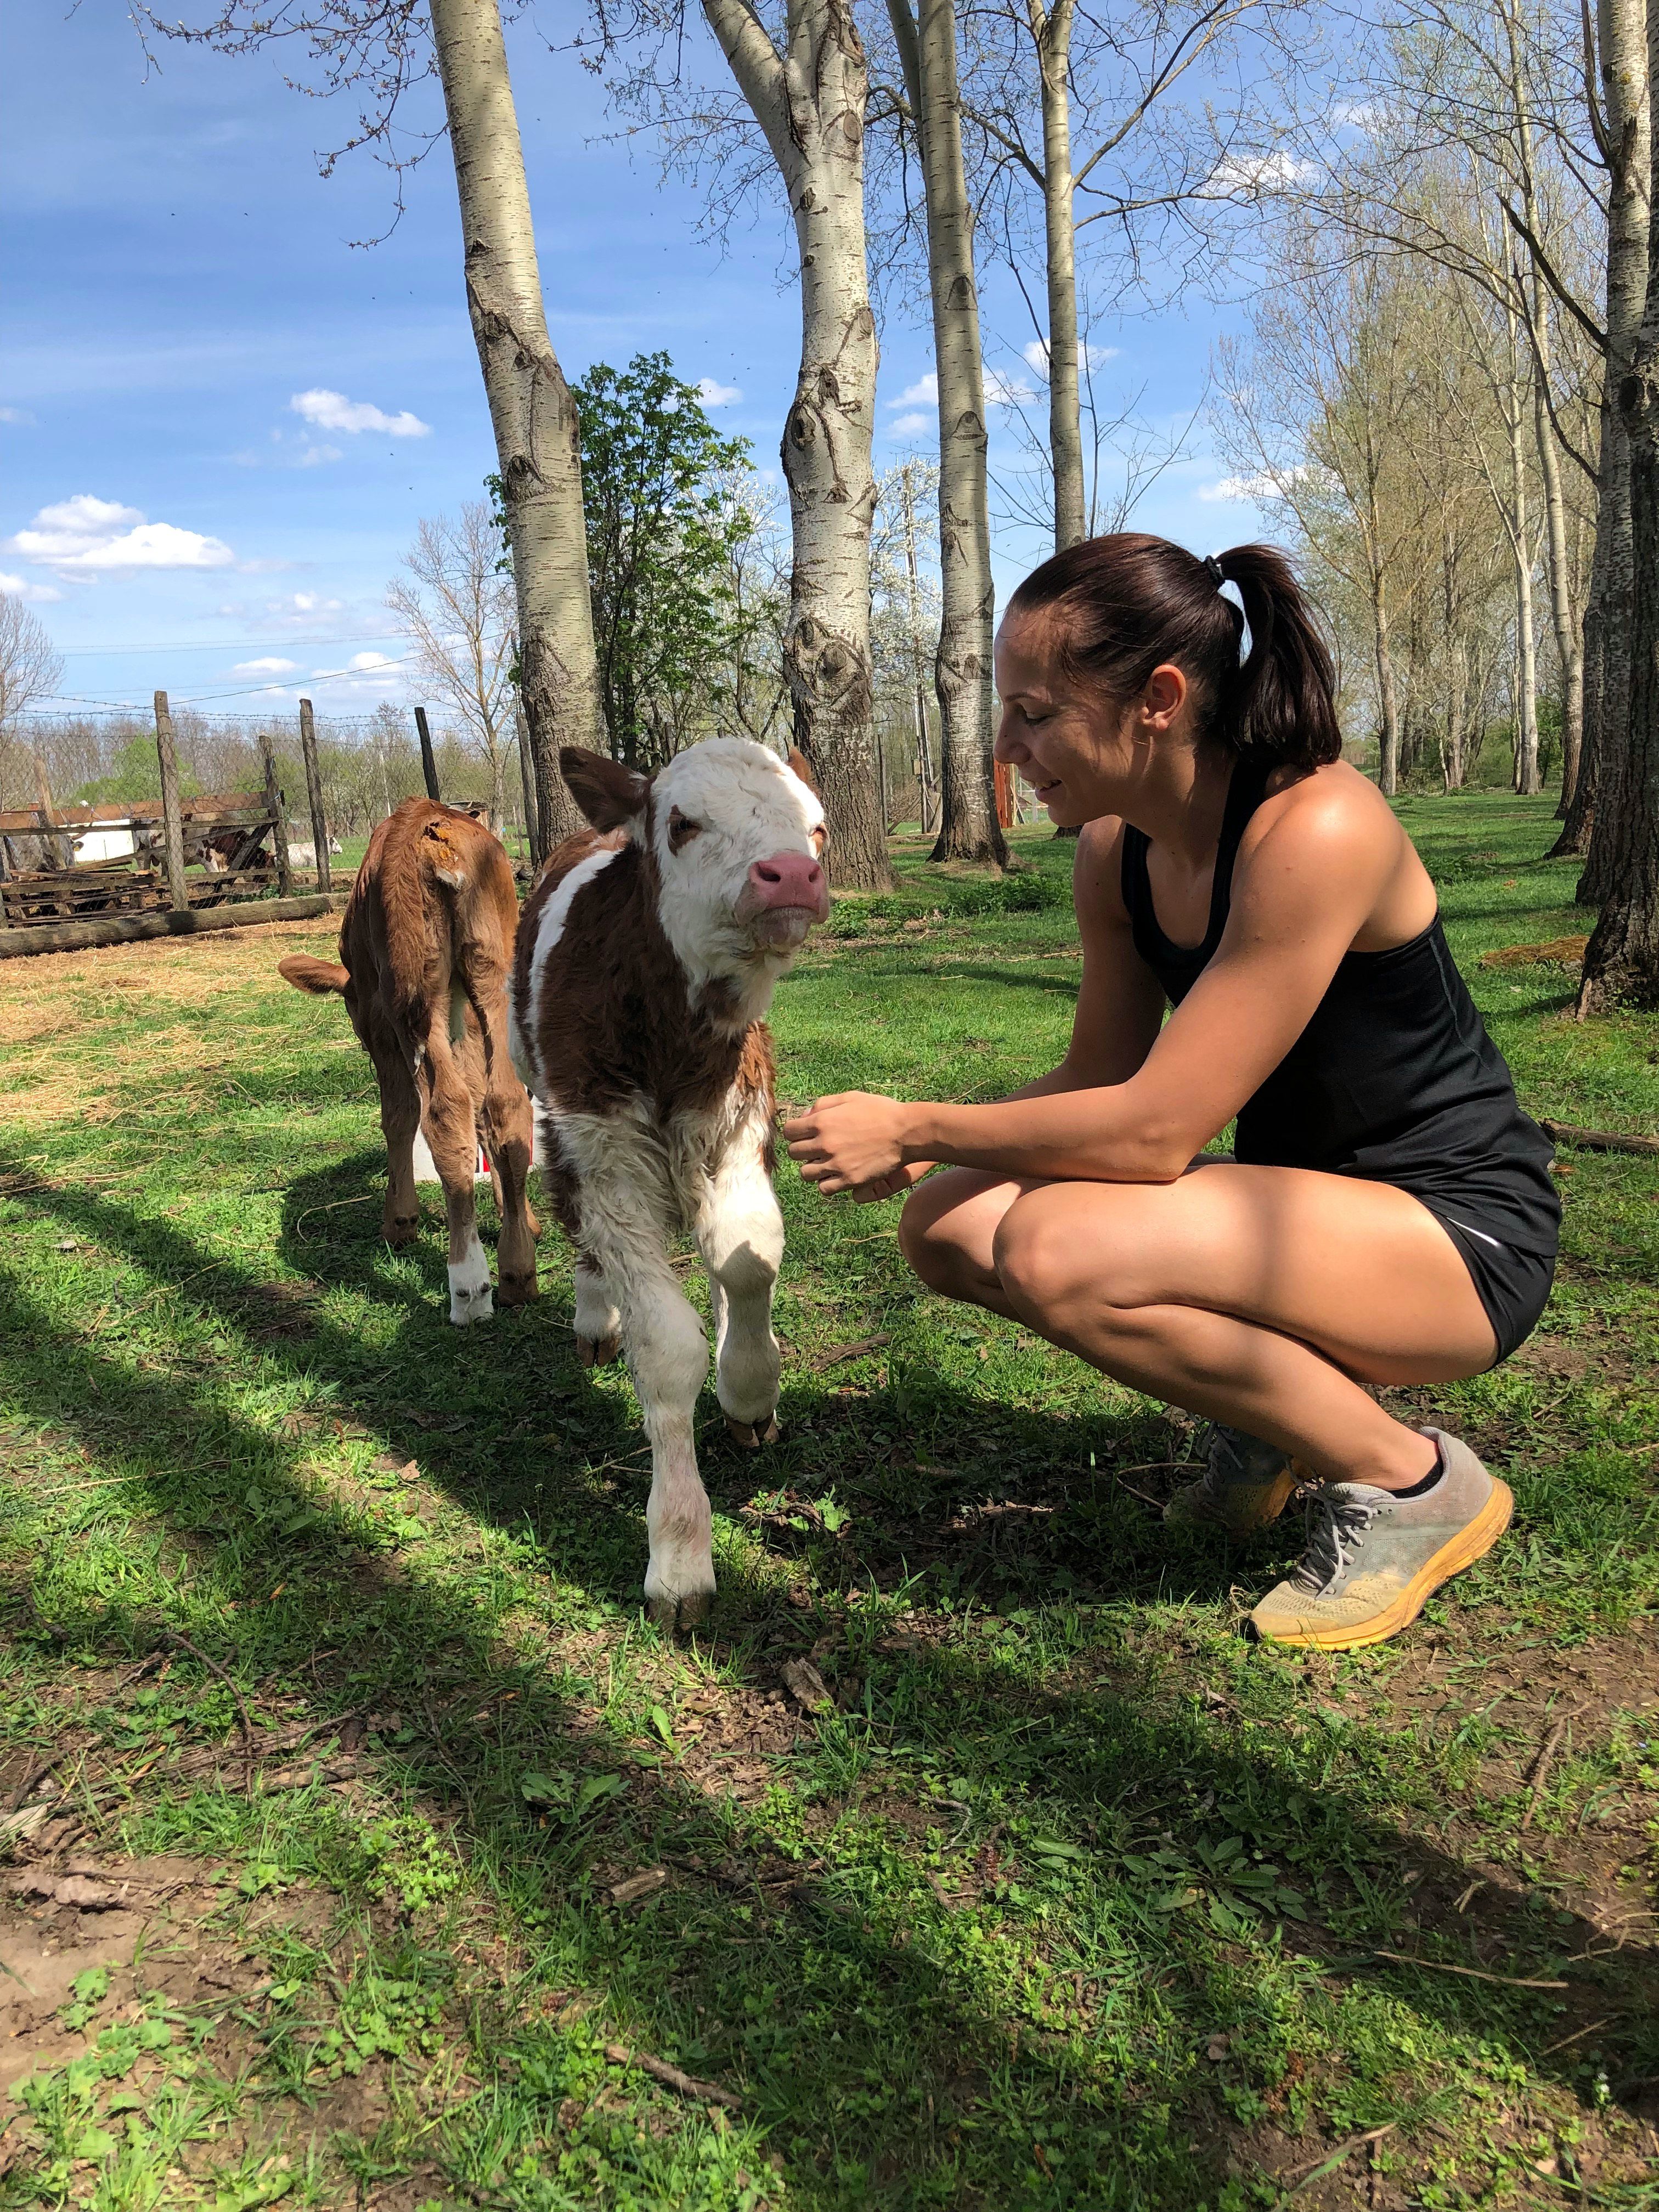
[559,747,650,831]
[786,747,821,798]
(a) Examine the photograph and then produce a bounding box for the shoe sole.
[1253,1477,1514,1651]
[1166,1463,1301,1536]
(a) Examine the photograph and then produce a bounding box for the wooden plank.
[414,707,441,801]
[153,692,190,912]
[258,736,294,898]
[0,893,351,960]
[298,697,331,893]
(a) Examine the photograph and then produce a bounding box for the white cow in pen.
[511,738,830,1628]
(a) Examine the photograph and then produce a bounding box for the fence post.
[515,692,541,865]
[259,733,294,898]
[153,692,190,912]
[297,697,331,892]
[414,707,441,802]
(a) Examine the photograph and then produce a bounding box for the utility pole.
[900,464,938,833]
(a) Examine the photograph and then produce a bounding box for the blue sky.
[2,0,1260,728]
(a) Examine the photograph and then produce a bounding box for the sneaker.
[1250,1429,1512,1651]
[1164,1423,1303,1536]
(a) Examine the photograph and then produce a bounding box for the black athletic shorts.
[1426,1209,1557,1367]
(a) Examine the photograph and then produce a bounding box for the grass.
[0,792,1654,2212]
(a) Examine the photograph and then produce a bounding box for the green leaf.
[106,2091,145,2114]
[518,1770,569,1806]
[650,1705,674,1745]
[1029,1837,1086,1861]
[74,2127,116,2160]
[70,1968,110,2007]
[818,1496,851,1533]
[576,1773,627,1813]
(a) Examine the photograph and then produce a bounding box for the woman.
[782,537,1559,1651]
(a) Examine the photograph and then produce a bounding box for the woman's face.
[993,610,1185,827]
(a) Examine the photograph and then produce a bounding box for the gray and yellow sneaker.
[1164,1423,1304,1536]
[1250,1429,1512,1651]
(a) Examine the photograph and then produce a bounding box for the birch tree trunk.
[1553,0,1649,861]
[1534,374,1584,804]
[891,0,1008,866]
[1506,370,1543,794]
[1031,0,1086,548]
[1373,572,1402,796]
[1579,0,1659,1009]
[428,0,591,853]
[705,0,892,889]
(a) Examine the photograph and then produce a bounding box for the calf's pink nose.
[747,852,827,916]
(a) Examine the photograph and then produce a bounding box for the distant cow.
[280,798,538,1323]
[512,738,828,1628]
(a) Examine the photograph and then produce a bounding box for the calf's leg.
[421,1033,493,1325]
[573,1256,622,1367]
[697,1130,785,1449]
[371,1035,421,1247]
[473,980,540,1307]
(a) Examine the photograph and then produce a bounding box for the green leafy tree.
[574,353,758,768]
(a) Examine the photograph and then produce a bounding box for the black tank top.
[1119,757,1560,1256]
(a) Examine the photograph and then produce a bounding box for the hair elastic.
[1213,573,1254,668]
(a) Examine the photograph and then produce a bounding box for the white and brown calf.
[511,737,829,1628]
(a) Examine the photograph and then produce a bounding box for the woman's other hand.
[783,1093,923,1198]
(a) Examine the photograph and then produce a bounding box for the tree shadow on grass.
[1,1159,1657,2205]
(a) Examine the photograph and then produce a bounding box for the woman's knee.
[991,1192,1088,1319]
[898,1181,968,1292]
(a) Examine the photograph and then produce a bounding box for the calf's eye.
[667,808,702,852]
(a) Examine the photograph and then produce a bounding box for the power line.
[27,653,416,715]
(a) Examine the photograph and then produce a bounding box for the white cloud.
[297,444,342,468]
[695,377,742,407]
[0,571,64,603]
[5,494,235,575]
[984,368,1037,407]
[887,411,933,438]
[0,407,34,426]
[264,592,346,628]
[1022,338,1120,375]
[890,373,938,408]
[343,651,396,673]
[232,656,298,676]
[1207,150,1314,200]
[289,388,431,438]
[1199,466,1310,503]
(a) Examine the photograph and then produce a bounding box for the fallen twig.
[1541,2016,1612,2057]
[604,2041,742,2110]
[811,1333,890,1370]
[1365,1948,1568,1990]
[1523,1703,1585,1831]
[1538,1118,1659,1157]
[1280,2125,1395,2197]
[164,1631,256,1796]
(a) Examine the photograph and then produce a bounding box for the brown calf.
[279,797,538,1323]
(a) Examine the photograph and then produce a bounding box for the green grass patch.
[0,798,1654,2210]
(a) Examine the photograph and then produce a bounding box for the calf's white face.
[561,737,828,1014]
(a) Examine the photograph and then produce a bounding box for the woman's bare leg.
[900,1164,1497,1491]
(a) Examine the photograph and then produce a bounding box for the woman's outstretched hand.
[782,1093,931,1201]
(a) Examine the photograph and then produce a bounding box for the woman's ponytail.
[1212,544,1341,770]
[1007,533,1343,775]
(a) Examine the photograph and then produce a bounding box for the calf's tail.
[278,954,350,995]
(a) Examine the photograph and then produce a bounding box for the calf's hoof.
[725,1411,780,1449]
[497,1268,540,1307]
[646,1585,713,1634]
[577,1332,622,1369]
[384,1213,420,1248]
[448,1243,495,1326]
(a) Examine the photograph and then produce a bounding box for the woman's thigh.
[990,1165,1498,1384]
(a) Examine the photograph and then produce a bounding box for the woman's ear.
[1141,663,1187,731]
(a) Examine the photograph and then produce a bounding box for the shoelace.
[1291,1490,1384,1596]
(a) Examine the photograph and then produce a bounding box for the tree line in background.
[26,0,1658,1000]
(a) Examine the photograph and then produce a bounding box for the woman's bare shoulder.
[1073,815,1133,932]
[1253,759,1403,859]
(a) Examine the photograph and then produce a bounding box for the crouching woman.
[783,536,1559,1650]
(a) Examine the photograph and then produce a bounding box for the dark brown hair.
[1005,534,1341,771]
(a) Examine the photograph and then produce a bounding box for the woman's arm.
[826,820,1166,1200]
[787,781,1393,1193]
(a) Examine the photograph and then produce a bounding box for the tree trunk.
[1508,385,1542,795]
[893,0,1007,868]
[427,0,597,855]
[1534,380,1584,804]
[1373,573,1401,796]
[1555,0,1649,862]
[1579,325,1659,1005]
[706,0,892,890]
[1032,0,1085,549]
